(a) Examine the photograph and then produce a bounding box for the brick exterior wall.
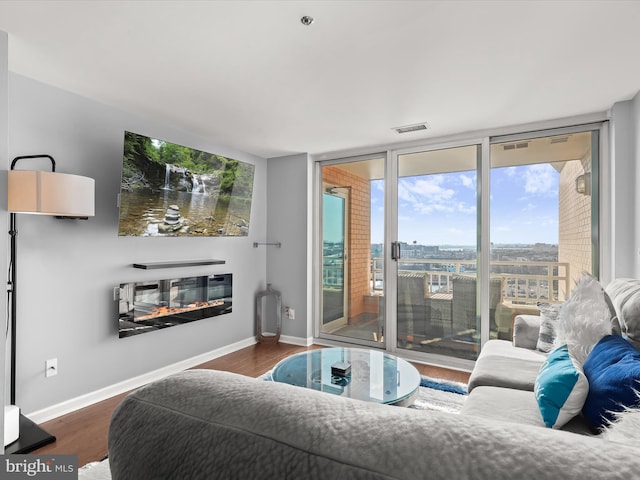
[558,156,592,298]
[322,165,373,319]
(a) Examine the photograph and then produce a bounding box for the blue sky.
[370,163,560,246]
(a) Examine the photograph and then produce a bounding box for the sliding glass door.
[316,123,603,366]
[395,145,480,361]
[320,156,386,347]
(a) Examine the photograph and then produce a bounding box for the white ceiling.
[0,0,639,159]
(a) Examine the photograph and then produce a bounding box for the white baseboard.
[278,334,314,346]
[28,336,257,424]
[28,334,312,424]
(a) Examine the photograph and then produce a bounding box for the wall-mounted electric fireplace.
[118,274,232,338]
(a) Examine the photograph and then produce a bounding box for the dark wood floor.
[31,342,470,467]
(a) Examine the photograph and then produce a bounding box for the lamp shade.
[8,170,95,217]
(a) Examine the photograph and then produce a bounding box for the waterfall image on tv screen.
[118,131,255,237]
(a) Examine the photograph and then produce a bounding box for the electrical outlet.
[288,308,295,320]
[46,358,58,378]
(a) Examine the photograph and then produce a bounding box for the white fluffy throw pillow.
[602,392,640,445]
[554,273,613,364]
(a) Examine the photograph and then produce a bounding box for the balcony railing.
[369,258,570,304]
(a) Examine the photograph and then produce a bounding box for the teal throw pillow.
[534,345,589,429]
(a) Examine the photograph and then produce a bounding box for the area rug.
[262,371,467,413]
[408,375,467,413]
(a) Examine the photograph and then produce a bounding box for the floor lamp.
[6,154,95,453]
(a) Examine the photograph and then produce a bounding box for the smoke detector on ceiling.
[393,122,430,134]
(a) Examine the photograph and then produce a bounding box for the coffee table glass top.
[271,347,421,406]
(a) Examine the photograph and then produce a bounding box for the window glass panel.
[396,145,480,361]
[490,132,595,340]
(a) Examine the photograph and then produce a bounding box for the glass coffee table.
[271,347,421,406]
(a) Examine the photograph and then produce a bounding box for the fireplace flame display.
[118,274,232,338]
[136,300,224,321]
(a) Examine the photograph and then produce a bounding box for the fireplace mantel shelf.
[133,259,226,269]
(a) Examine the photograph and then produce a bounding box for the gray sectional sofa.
[462,277,640,435]
[462,317,595,434]
[108,278,640,480]
[108,369,640,480]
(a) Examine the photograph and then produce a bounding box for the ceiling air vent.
[393,122,429,134]
[503,142,529,151]
[550,136,569,144]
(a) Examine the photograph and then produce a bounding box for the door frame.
[389,140,482,370]
[312,118,610,371]
[314,153,387,349]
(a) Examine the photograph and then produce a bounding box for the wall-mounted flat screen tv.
[118,131,255,237]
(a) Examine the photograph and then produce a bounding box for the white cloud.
[404,176,455,201]
[523,164,558,195]
[398,175,472,215]
[456,202,476,214]
[459,174,474,188]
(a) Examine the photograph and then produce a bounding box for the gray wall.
[4,53,640,418]
[610,94,639,278]
[266,153,313,341]
[634,93,640,278]
[8,73,268,415]
[0,31,8,452]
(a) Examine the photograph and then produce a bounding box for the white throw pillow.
[536,302,560,353]
[602,393,640,445]
[554,273,614,364]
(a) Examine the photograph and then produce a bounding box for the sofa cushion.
[534,345,589,429]
[461,385,594,435]
[468,339,546,392]
[513,314,542,350]
[582,335,640,429]
[606,278,640,349]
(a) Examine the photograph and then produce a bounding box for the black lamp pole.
[6,155,57,453]
[9,211,16,406]
[8,155,55,404]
